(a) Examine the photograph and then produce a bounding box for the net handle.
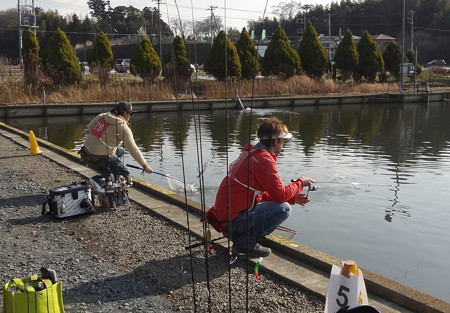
[126,164,186,184]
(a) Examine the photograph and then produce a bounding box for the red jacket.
[213,143,303,222]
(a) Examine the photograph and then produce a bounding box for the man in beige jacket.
[79,101,152,179]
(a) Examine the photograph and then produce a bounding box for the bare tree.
[194,16,223,37]
[271,0,302,22]
[170,18,193,38]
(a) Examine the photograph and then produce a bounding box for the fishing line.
[221,3,235,312]
[183,45,211,313]
[243,3,269,304]
[160,5,201,310]
[170,0,214,310]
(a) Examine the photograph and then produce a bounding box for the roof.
[372,34,396,40]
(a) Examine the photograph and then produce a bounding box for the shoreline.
[1,121,449,312]
[1,91,449,120]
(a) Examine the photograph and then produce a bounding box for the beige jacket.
[83,112,147,167]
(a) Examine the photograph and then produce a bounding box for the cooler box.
[44,182,94,218]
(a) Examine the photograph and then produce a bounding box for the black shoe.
[256,236,269,245]
[232,243,271,258]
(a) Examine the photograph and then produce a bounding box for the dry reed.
[0,71,429,106]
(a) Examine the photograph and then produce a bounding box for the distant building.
[372,34,397,52]
[318,35,360,62]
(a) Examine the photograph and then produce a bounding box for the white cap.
[260,132,293,140]
[278,132,292,139]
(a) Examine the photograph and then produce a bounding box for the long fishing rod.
[126,163,185,184]
[316,181,394,187]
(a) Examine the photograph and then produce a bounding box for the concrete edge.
[1,121,448,313]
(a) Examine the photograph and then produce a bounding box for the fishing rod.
[126,163,185,184]
[316,181,394,187]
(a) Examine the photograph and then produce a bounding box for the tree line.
[20,19,416,95]
[2,0,450,63]
[252,0,450,64]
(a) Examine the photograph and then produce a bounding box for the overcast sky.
[5,0,333,30]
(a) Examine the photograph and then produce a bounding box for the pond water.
[3,101,450,303]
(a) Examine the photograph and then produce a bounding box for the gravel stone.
[0,134,325,312]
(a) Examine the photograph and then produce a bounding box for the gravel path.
[0,133,325,312]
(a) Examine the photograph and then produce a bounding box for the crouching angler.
[207,117,314,258]
[79,101,153,180]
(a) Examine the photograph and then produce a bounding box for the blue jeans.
[230,201,291,250]
[92,146,130,180]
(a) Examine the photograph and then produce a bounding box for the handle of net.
[126,164,185,183]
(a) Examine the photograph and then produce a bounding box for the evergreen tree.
[67,14,85,46]
[334,29,358,82]
[21,29,40,86]
[130,36,161,82]
[42,28,81,85]
[36,10,68,52]
[89,31,113,68]
[261,26,300,77]
[298,21,328,79]
[356,30,384,83]
[89,31,113,84]
[382,40,402,79]
[204,31,241,81]
[405,48,421,76]
[162,36,191,92]
[235,28,260,80]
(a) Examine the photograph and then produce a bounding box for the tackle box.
[43,182,94,218]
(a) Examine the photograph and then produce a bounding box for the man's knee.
[280,202,292,219]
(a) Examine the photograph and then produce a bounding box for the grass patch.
[3,65,450,105]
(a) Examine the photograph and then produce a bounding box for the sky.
[5,0,333,30]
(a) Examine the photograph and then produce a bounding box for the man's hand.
[298,176,315,187]
[295,193,310,206]
[142,164,153,174]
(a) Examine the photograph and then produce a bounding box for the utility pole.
[18,0,37,68]
[207,6,217,46]
[409,10,414,50]
[328,13,332,62]
[302,5,311,33]
[18,0,22,68]
[152,0,164,59]
[400,0,405,95]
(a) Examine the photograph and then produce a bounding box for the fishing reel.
[306,184,318,197]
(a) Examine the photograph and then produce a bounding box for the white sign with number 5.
[324,262,369,313]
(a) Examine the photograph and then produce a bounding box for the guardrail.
[0,68,23,76]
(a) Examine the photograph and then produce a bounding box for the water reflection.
[3,101,450,302]
[6,102,450,163]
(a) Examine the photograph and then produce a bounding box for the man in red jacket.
[210,117,314,257]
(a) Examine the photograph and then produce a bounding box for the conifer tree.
[382,40,402,79]
[89,31,113,85]
[356,30,384,83]
[334,29,358,82]
[42,28,81,85]
[21,29,40,86]
[298,21,328,79]
[405,48,421,75]
[261,26,300,77]
[204,30,241,81]
[162,36,191,92]
[235,28,260,80]
[130,36,161,82]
